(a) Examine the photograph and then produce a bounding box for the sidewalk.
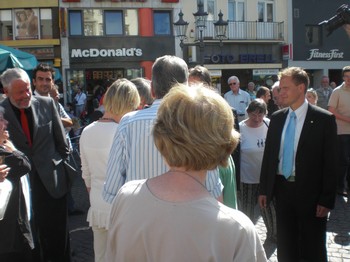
[68,172,350,262]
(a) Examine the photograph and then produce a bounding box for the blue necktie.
[282,111,296,179]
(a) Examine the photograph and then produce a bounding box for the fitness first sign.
[71,48,143,58]
[306,49,344,61]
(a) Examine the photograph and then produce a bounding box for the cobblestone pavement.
[68,171,350,262]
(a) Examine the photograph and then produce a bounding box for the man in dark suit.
[258,67,337,262]
[0,68,71,261]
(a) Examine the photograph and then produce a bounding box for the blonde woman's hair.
[103,78,140,116]
[153,83,240,170]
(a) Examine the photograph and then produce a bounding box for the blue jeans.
[337,135,350,192]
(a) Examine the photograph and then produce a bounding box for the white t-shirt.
[239,119,269,184]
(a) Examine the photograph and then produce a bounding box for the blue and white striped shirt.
[102,99,223,203]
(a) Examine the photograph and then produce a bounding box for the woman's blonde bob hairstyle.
[103,78,140,116]
[153,83,240,171]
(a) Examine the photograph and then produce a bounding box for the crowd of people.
[0,57,347,261]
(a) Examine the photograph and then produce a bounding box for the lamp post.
[174,2,228,66]
[193,1,208,65]
[214,10,228,47]
[173,10,189,50]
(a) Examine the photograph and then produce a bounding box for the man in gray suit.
[0,68,71,261]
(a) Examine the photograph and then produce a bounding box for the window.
[1,8,53,41]
[0,10,12,40]
[154,11,171,35]
[69,11,82,35]
[124,9,138,35]
[84,9,103,36]
[198,0,216,20]
[69,9,138,36]
[228,0,245,21]
[258,1,274,22]
[40,9,52,39]
[105,11,123,35]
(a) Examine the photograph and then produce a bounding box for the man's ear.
[3,87,9,96]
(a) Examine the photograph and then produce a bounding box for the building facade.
[60,0,180,107]
[0,0,62,78]
[286,0,350,88]
[178,0,287,94]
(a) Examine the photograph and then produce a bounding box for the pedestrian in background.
[131,77,153,109]
[224,76,251,122]
[189,65,238,209]
[239,99,277,242]
[328,66,350,197]
[306,88,318,106]
[316,76,333,109]
[80,79,140,262]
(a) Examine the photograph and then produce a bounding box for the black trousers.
[30,171,71,262]
[274,176,328,262]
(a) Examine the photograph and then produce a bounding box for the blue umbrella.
[0,44,38,72]
[0,48,24,71]
[0,45,62,81]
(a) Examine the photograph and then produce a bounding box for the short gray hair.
[0,68,30,90]
[227,76,239,84]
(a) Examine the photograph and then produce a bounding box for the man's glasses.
[229,82,237,86]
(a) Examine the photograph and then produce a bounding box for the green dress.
[219,155,237,209]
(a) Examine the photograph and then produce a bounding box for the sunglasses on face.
[229,82,237,86]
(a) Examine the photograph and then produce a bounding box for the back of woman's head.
[103,78,140,116]
[153,83,240,170]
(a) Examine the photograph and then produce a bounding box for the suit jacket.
[1,96,70,198]
[259,104,338,209]
[0,148,33,253]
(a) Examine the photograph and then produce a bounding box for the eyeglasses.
[229,82,237,86]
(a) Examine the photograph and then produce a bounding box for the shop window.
[40,9,52,39]
[105,11,123,35]
[0,10,12,40]
[124,9,138,35]
[154,11,171,35]
[69,11,83,35]
[126,68,143,79]
[84,9,103,36]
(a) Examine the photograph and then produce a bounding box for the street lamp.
[174,2,228,65]
[173,10,189,49]
[193,1,208,65]
[214,10,228,46]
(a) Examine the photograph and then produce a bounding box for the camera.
[318,4,350,36]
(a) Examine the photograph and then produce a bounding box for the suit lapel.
[30,97,39,142]
[2,99,23,134]
[297,105,314,152]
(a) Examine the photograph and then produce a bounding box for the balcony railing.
[195,20,284,41]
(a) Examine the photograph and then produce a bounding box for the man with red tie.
[0,68,71,261]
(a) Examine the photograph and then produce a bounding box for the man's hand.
[258,195,267,209]
[0,164,10,182]
[316,205,331,218]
